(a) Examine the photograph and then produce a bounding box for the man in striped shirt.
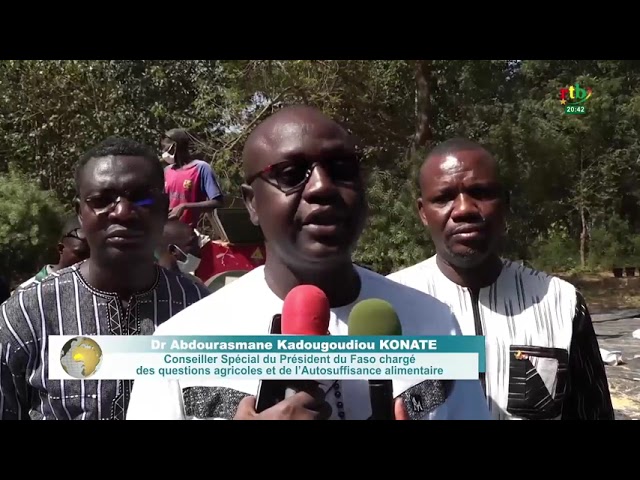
[388,138,615,420]
[0,137,209,420]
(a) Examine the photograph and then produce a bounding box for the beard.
[441,244,491,269]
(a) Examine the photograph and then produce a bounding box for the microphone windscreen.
[281,285,330,335]
[347,299,402,336]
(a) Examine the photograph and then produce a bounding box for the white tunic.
[127,265,490,420]
[388,255,615,420]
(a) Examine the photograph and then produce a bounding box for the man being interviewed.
[126,106,490,421]
[387,138,614,421]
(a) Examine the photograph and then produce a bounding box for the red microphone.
[255,285,330,412]
[280,285,331,399]
[281,285,330,335]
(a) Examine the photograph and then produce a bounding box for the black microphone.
[347,298,402,420]
[255,285,331,413]
[255,314,285,412]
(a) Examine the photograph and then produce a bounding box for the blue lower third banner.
[48,335,486,381]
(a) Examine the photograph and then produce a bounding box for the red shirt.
[164,160,223,229]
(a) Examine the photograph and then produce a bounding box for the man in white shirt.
[387,138,615,420]
[127,107,489,421]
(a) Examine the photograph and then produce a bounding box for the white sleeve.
[433,380,492,420]
[126,378,186,420]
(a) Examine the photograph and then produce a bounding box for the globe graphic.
[60,336,103,379]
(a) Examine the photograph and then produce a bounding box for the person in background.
[0,136,210,420]
[126,106,489,421]
[387,137,615,420]
[156,218,206,288]
[161,128,224,234]
[17,216,90,290]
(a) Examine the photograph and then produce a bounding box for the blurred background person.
[17,215,90,290]
[155,219,206,288]
[161,128,224,244]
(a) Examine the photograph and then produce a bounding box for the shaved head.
[242,105,351,181]
[419,138,496,191]
[416,137,507,275]
[239,104,366,286]
[162,219,195,247]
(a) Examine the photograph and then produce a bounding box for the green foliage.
[354,159,435,275]
[588,215,633,268]
[2,59,640,280]
[0,170,66,281]
[530,224,580,272]
[0,60,227,202]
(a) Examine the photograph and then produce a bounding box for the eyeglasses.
[83,189,162,215]
[245,154,362,194]
[63,228,86,241]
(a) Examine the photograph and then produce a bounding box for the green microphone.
[347,299,402,420]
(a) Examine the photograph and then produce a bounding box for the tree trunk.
[578,144,588,268]
[414,60,433,150]
[580,205,588,268]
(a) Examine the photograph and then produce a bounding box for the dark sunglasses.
[82,189,162,215]
[245,154,362,194]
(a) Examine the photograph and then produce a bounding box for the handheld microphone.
[347,298,402,420]
[281,285,330,335]
[281,285,330,398]
[255,285,330,412]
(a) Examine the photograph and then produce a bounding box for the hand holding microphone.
[234,383,332,420]
[394,398,410,420]
[248,285,333,420]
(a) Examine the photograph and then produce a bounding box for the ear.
[74,198,83,227]
[417,197,429,227]
[57,242,65,255]
[241,184,259,226]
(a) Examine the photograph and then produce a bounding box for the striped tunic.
[0,262,209,420]
[388,255,615,420]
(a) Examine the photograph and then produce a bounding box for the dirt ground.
[548,272,639,419]
[557,272,640,314]
[592,312,640,420]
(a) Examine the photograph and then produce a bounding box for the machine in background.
[195,206,266,292]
